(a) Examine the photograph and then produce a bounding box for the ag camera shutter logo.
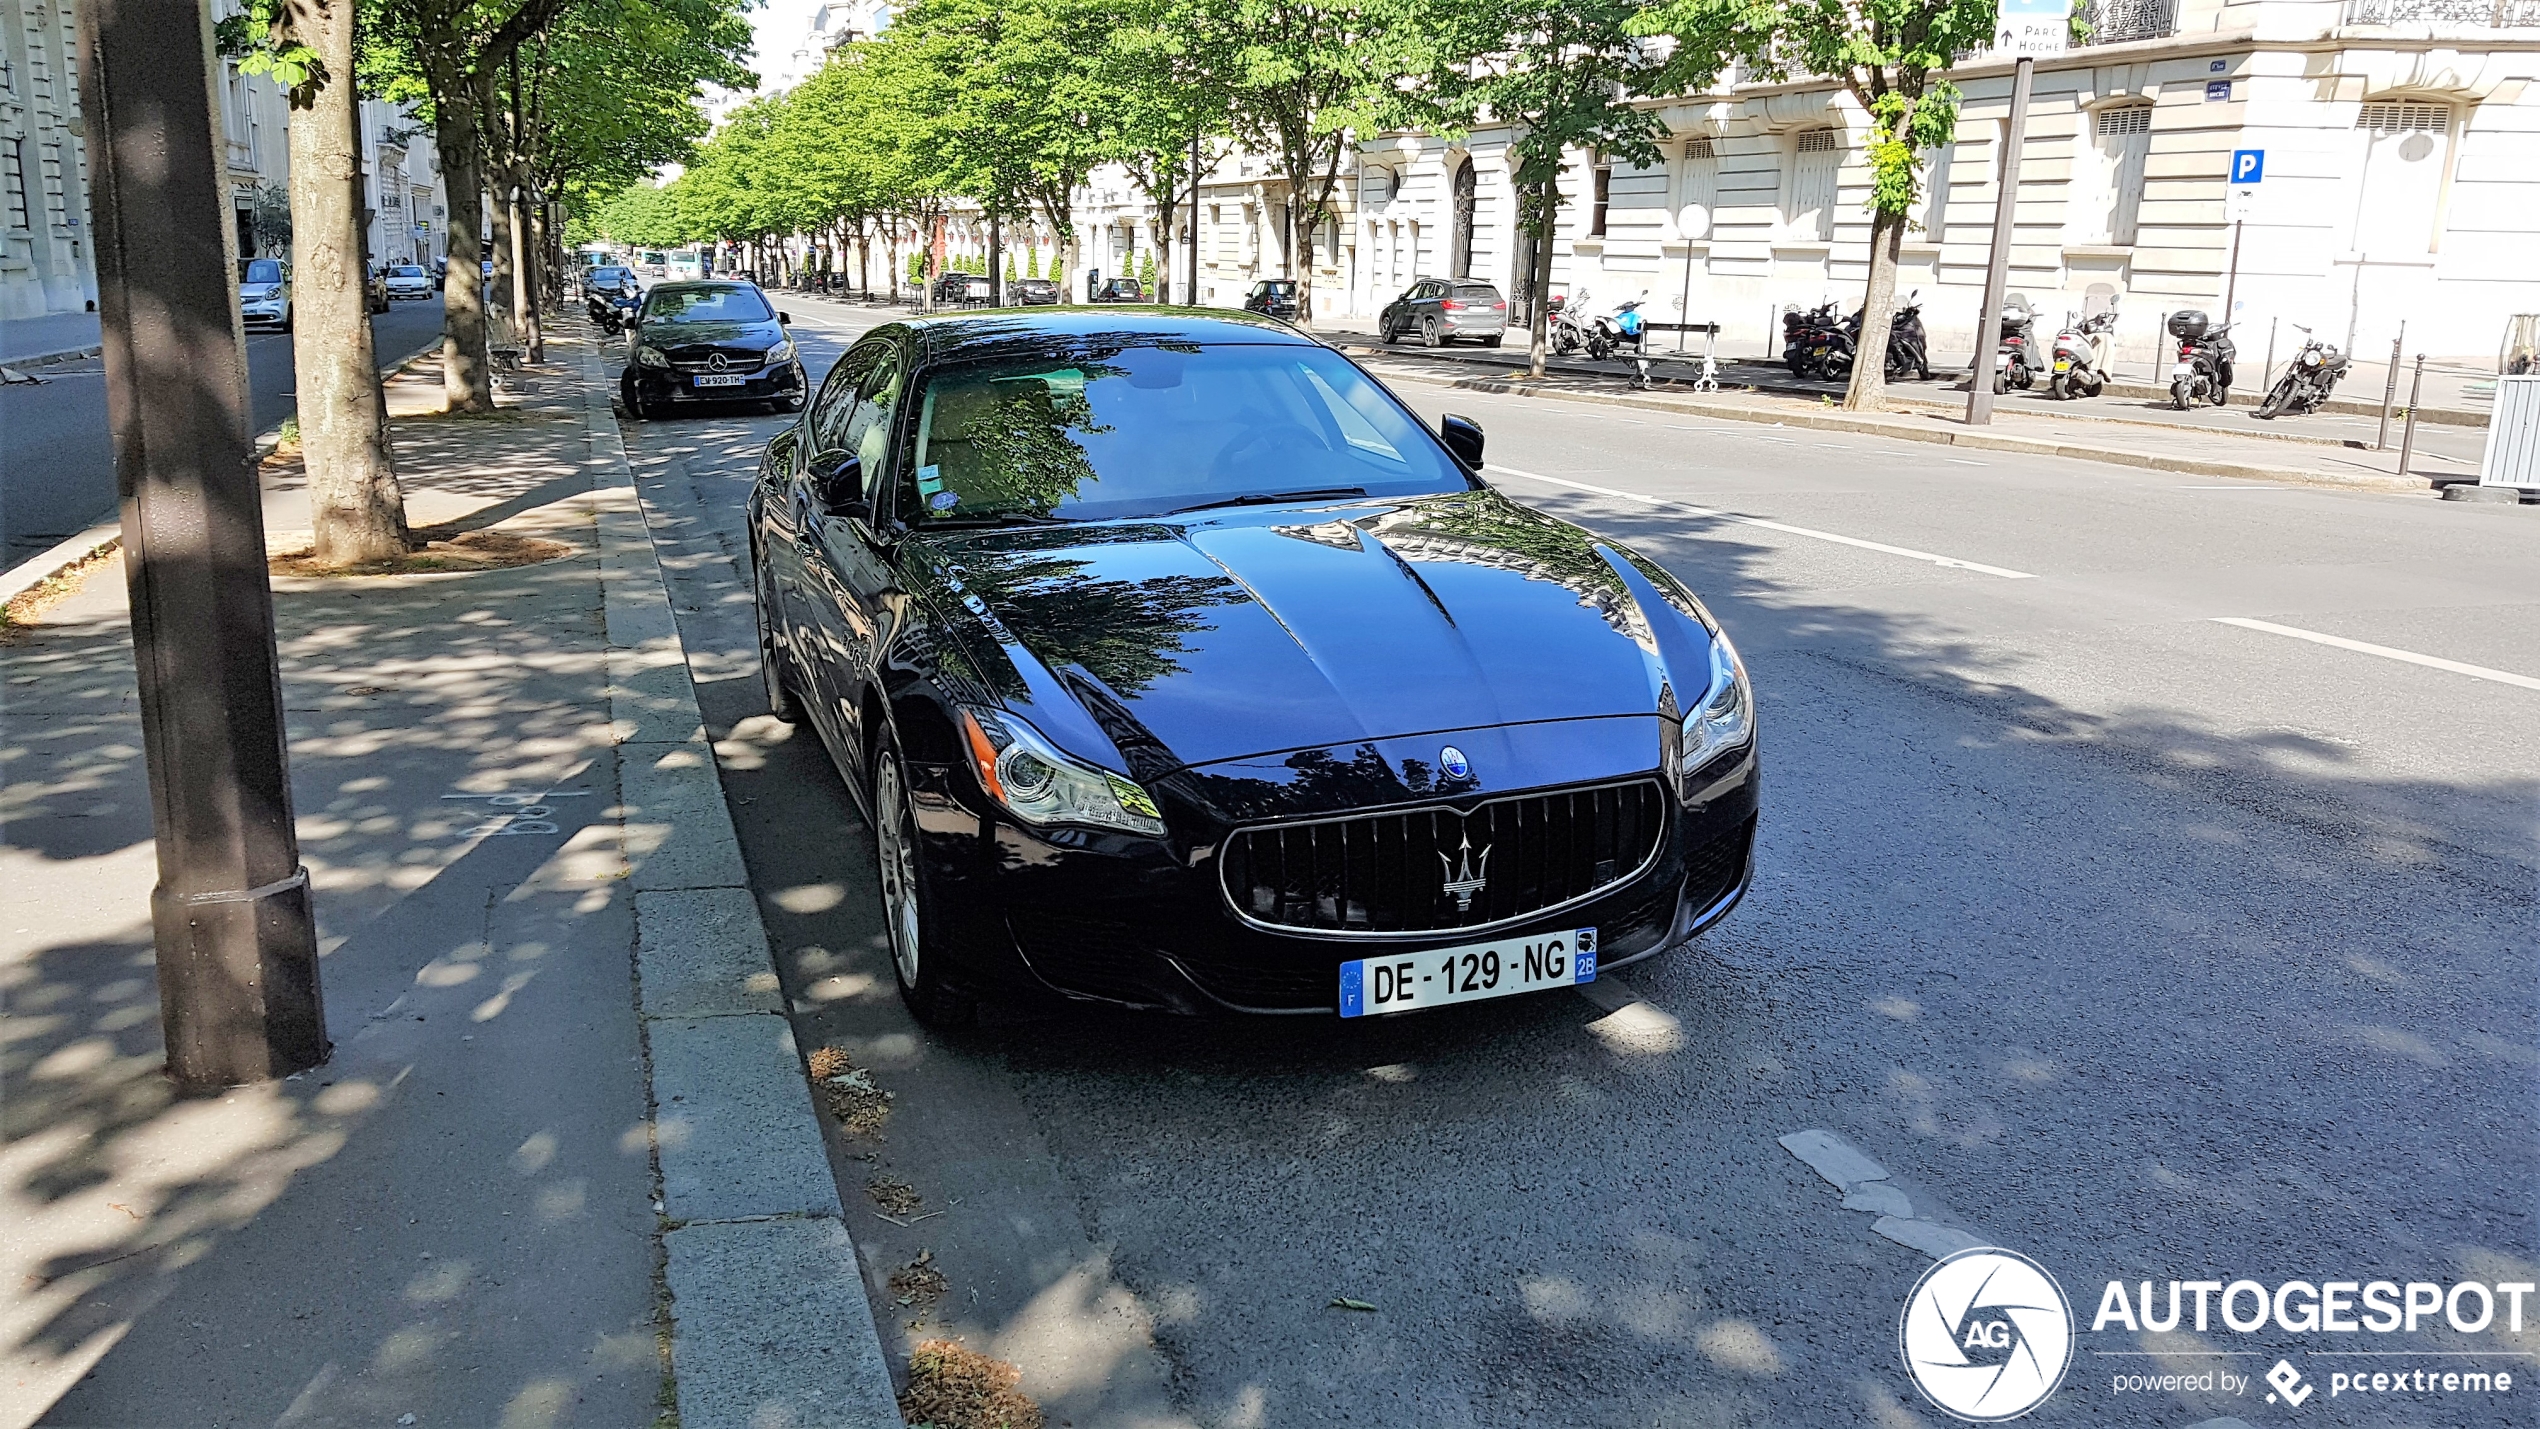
[1900,1247,2075,1421]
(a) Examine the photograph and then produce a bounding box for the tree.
[1210,0,1427,326]
[374,0,575,413]
[593,181,688,247]
[221,0,411,564]
[1421,0,1666,377]
[1633,0,1996,410]
[1093,0,1238,303]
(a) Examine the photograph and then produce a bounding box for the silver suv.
[1379,278,1507,348]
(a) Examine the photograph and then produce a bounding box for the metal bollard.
[2376,331,2404,449]
[2397,353,2426,479]
[2260,317,2278,399]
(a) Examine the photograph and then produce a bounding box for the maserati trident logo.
[1440,834,1491,911]
[1438,745,1472,780]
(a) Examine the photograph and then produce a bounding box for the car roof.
[647,280,758,296]
[893,308,1318,365]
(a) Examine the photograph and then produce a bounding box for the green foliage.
[592,181,688,246]
[214,7,328,110]
[1027,247,1042,278]
[1137,249,1155,285]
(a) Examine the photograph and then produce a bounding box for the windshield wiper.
[1165,486,1368,516]
[921,511,1071,528]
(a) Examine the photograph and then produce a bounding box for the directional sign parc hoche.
[2232,149,2265,184]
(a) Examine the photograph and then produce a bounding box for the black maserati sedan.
[620,280,808,418]
[749,310,1756,1024]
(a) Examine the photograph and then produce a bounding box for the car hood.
[641,321,779,346]
[927,489,1720,776]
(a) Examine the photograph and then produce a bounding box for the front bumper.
[626,360,806,404]
[241,306,287,328]
[911,729,1760,1015]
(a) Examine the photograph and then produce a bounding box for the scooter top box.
[2166,310,2211,340]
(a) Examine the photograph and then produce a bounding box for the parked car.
[619,280,807,420]
[384,263,435,301]
[584,264,640,300]
[1380,277,1508,348]
[1242,279,1300,320]
[1088,276,1146,304]
[237,257,292,332]
[1012,277,1061,306]
[932,272,994,305]
[432,257,448,284]
[747,309,1757,1024]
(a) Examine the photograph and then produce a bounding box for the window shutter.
[2357,103,2448,133]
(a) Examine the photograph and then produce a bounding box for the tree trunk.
[1526,193,1555,379]
[1846,207,1907,411]
[1289,204,1314,329]
[487,161,516,333]
[287,0,410,565]
[429,65,495,413]
[515,177,542,363]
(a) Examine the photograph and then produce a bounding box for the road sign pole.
[1967,55,2034,427]
[2223,219,2244,331]
[76,0,327,1086]
[2376,327,2404,449]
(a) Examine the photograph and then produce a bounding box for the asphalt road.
[617,299,2537,1428]
[0,297,448,572]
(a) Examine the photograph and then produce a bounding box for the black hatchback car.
[749,311,1758,1025]
[1242,279,1299,320]
[621,281,807,418]
[1012,277,1061,306]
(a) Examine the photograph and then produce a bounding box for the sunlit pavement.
[606,297,2540,1426]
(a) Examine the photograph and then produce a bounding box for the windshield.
[240,259,283,285]
[392,265,425,277]
[644,286,772,323]
[906,344,1470,525]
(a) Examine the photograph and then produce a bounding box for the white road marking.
[1488,464,2038,580]
[2210,618,2540,691]
[1945,458,1990,466]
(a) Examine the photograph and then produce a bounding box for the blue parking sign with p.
[2232,149,2264,184]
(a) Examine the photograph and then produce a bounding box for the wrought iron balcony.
[2077,0,2179,43]
[2344,0,2540,23]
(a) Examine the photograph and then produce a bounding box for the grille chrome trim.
[1216,778,1669,941]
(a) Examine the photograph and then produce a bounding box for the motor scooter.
[2048,306,2119,400]
[2167,310,2236,408]
[1586,296,1649,361]
[2254,325,2351,418]
[1882,291,1931,381]
[1992,297,2039,393]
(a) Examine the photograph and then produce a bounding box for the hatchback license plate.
[692,373,746,387]
[1339,927,1596,1018]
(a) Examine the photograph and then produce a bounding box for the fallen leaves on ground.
[900,1339,1042,1429]
[890,1248,948,1309]
[808,1045,894,1138]
[868,1174,922,1216]
[0,543,118,637]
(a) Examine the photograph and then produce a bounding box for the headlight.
[764,338,795,365]
[636,345,670,369]
[1677,632,1753,797]
[959,707,1166,837]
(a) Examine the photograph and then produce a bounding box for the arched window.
[2070,104,2152,246]
[2347,102,2454,256]
[1679,137,1717,240]
[1787,130,1840,241]
[1450,157,1477,278]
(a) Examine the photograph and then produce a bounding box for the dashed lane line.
[1487,464,2039,581]
[2211,617,2540,692]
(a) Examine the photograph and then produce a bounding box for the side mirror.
[779,312,793,325]
[1438,414,1485,469]
[811,451,868,518]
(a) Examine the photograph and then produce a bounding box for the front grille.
[666,343,770,373]
[1218,780,1666,936]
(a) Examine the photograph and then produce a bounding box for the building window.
[1590,165,1612,236]
[2348,102,2454,256]
[2072,104,2152,246]
[2,140,26,230]
[1788,129,1840,241]
[38,143,66,230]
[1678,137,1717,240]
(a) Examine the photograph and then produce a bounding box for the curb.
[575,345,902,1429]
[1367,362,2430,494]
[0,342,102,371]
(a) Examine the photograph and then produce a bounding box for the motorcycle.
[1992,297,2039,393]
[1586,297,1649,361]
[1551,288,1595,356]
[2167,310,2236,409]
[2254,326,2351,418]
[2048,306,2119,400]
[1882,292,1932,381]
[1784,301,1840,377]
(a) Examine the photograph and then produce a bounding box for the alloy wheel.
[876,757,921,989]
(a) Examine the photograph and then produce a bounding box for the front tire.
[2170,379,2193,411]
[873,734,975,1029]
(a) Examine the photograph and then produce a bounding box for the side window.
[809,346,876,455]
[844,351,904,503]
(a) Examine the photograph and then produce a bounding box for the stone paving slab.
[665,1218,902,1429]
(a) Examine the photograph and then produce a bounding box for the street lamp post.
[1966,55,2035,427]
[75,0,327,1086]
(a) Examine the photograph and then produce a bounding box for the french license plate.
[692,373,746,387]
[1339,927,1597,1018]
[2172,362,2195,377]
[2054,358,2073,371]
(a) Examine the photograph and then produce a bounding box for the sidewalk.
[0,337,897,1426]
[0,313,101,367]
[1346,343,2482,493]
